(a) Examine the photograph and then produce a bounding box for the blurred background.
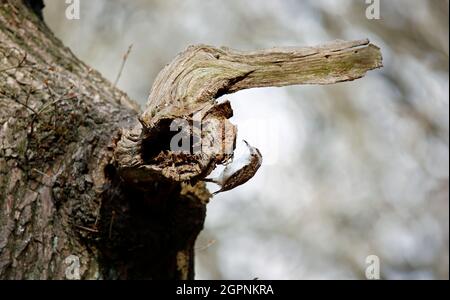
[44,0,448,279]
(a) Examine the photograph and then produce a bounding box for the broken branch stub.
[114,39,382,186]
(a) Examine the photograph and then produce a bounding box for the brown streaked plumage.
[205,140,262,195]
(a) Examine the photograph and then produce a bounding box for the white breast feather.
[215,142,252,185]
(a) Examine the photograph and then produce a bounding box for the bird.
[204,140,262,195]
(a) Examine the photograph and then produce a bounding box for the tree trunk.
[0,0,382,279]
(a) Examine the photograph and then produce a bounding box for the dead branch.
[114,39,382,188]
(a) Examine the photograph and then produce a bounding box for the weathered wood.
[115,40,382,187]
[145,39,382,124]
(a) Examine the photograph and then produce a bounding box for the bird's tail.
[203,177,217,183]
[204,178,222,195]
[212,189,223,195]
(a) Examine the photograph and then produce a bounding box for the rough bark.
[0,0,203,279]
[0,0,382,279]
